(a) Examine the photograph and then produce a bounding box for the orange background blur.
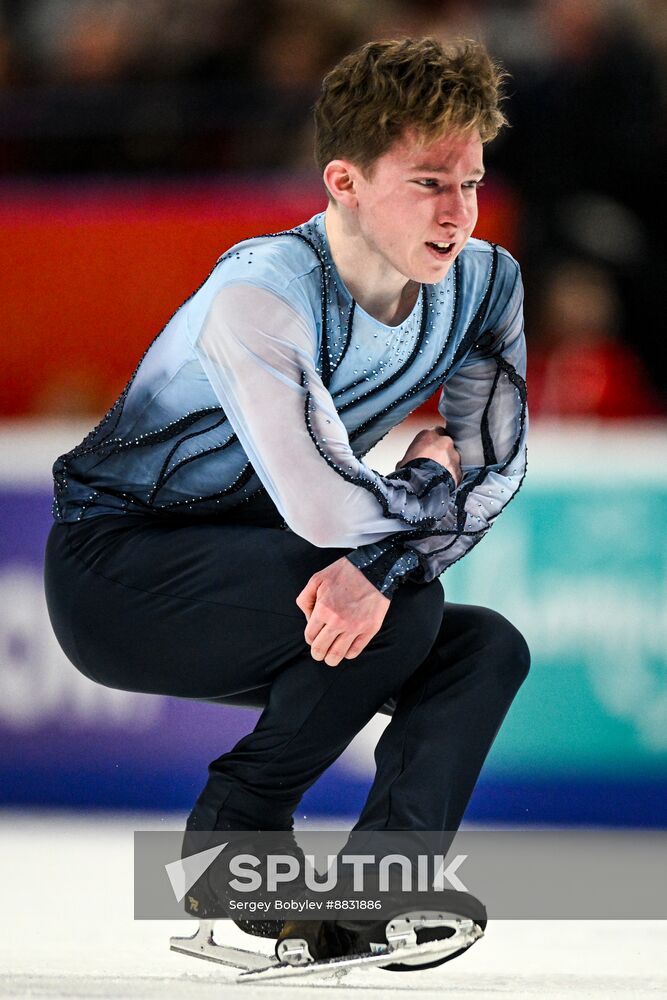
[2,181,516,417]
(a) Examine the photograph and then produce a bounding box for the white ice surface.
[0,812,665,1000]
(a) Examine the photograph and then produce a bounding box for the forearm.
[346,439,526,596]
[196,283,458,547]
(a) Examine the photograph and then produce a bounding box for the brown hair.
[314,37,508,178]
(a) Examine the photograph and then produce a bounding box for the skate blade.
[170,920,278,972]
[238,921,484,982]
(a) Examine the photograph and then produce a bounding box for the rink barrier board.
[1,421,666,825]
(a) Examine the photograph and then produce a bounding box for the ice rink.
[1,812,665,1000]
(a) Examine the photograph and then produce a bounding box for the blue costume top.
[52,211,527,596]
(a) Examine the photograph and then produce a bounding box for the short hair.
[313,37,508,179]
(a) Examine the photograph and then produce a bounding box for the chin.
[399,250,455,285]
[418,262,454,284]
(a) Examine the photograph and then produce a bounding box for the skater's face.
[337,128,484,285]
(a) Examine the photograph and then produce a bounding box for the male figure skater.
[45,37,530,967]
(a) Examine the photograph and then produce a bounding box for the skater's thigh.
[44,515,345,699]
[60,514,342,614]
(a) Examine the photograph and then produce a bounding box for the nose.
[436,187,474,231]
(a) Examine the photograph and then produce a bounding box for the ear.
[322,159,359,208]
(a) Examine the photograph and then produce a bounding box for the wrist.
[346,545,419,599]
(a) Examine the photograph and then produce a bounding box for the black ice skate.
[181,828,311,941]
[171,896,486,982]
[273,888,487,974]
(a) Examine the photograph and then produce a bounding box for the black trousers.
[44,513,530,833]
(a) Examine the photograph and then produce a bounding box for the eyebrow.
[410,164,485,177]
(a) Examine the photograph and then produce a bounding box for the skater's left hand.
[296,557,390,667]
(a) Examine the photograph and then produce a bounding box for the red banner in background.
[2,179,517,417]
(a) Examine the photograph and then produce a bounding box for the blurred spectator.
[223,0,363,170]
[20,0,139,84]
[633,0,667,68]
[0,13,14,87]
[528,260,664,419]
[490,0,663,221]
[0,0,665,416]
[488,0,667,401]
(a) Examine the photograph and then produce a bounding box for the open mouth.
[426,241,455,257]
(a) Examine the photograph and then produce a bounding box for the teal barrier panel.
[446,482,667,780]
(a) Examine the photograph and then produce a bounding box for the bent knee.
[467,605,531,689]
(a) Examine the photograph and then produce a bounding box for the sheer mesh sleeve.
[194,282,456,550]
[347,265,528,596]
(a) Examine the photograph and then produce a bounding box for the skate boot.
[184,869,283,939]
[184,828,310,940]
[275,890,487,971]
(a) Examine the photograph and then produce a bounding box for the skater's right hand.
[395,423,461,486]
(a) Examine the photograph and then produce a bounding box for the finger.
[451,449,462,484]
[296,577,318,610]
[321,631,362,667]
[310,624,344,662]
[304,613,328,646]
[343,633,373,660]
[296,577,319,620]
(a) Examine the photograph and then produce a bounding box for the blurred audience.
[487,0,666,407]
[0,0,665,416]
[528,260,664,419]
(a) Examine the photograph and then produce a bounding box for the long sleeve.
[194,282,457,549]
[347,263,528,596]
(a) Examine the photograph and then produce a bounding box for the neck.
[324,204,420,326]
